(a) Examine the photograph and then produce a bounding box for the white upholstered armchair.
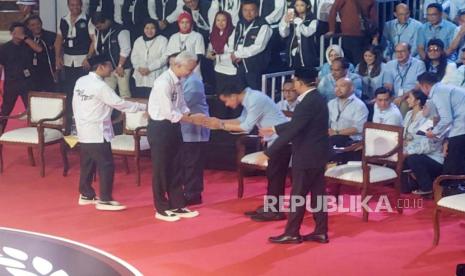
[0,92,68,177]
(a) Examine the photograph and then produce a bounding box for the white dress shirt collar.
[297,87,316,102]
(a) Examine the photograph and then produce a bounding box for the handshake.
[186,114,227,130]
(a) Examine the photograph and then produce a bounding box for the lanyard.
[396,61,413,87]
[336,98,353,122]
[394,22,408,44]
[144,39,156,65]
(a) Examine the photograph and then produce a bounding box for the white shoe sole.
[173,211,199,218]
[95,204,127,211]
[155,212,180,222]
[78,198,98,206]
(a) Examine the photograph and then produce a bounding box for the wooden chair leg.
[39,144,45,177]
[361,186,369,222]
[123,156,130,174]
[394,179,403,214]
[28,146,35,167]
[237,166,244,199]
[60,140,69,176]
[433,208,441,246]
[0,144,3,174]
[135,155,141,186]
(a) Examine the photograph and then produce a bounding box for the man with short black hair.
[257,68,330,244]
[372,87,403,126]
[417,72,465,181]
[73,54,147,211]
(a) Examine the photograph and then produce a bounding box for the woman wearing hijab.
[206,11,236,90]
[131,19,168,98]
[166,12,205,77]
[319,44,354,77]
[279,0,318,70]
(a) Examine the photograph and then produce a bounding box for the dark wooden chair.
[110,98,149,186]
[325,122,404,221]
[433,175,465,246]
[0,92,68,177]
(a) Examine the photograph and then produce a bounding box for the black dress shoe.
[269,233,302,244]
[250,212,286,222]
[244,206,264,216]
[185,195,202,206]
[302,233,329,243]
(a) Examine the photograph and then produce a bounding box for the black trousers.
[133,86,152,98]
[178,142,207,198]
[329,135,361,164]
[285,166,328,236]
[266,144,292,210]
[62,66,86,134]
[0,80,30,133]
[443,134,465,176]
[405,154,443,192]
[147,119,186,212]
[341,35,369,66]
[32,68,56,92]
[238,64,262,91]
[79,142,115,201]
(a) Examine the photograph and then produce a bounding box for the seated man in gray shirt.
[204,76,290,222]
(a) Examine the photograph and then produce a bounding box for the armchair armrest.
[366,144,401,159]
[433,175,465,203]
[134,126,148,137]
[37,111,65,131]
[236,134,262,165]
[0,110,28,120]
[333,141,363,154]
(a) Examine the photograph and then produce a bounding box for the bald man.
[327,78,368,163]
[383,3,422,60]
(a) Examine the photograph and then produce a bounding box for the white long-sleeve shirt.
[147,0,184,23]
[73,72,147,143]
[207,42,237,75]
[114,0,124,24]
[148,69,190,123]
[131,35,168,87]
[166,31,206,56]
[209,0,241,26]
[259,0,286,26]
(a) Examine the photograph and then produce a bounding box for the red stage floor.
[0,106,464,275]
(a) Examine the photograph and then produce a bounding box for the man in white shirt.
[73,54,146,211]
[147,51,205,222]
[372,87,403,126]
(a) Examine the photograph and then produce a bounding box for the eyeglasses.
[428,47,441,52]
[426,13,440,17]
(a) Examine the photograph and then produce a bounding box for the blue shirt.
[429,83,465,138]
[180,74,210,142]
[417,19,457,59]
[372,103,403,126]
[319,62,355,78]
[355,63,387,100]
[385,57,426,97]
[238,88,289,144]
[317,72,363,101]
[328,94,369,141]
[403,110,444,164]
[383,18,422,59]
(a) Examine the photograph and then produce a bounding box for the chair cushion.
[111,134,149,152]
[0,127,63,144]
[438,193,465,212]
[241,151,268,167]
[325,161,398,183]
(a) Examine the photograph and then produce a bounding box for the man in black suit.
[257,68,330,244]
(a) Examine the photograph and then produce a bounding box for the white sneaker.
[170,208,199,218]
[155,211,180,222]
[95,200,127,211]
[78,194,99,205]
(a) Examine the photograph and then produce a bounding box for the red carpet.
[0,103,464,275]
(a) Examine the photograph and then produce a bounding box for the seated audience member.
[422,0,450,20]
[147,0,184,38]
[91,12,132,98]
[166,12,205,77]
[277,80,298,112]
[318,57,362,101]
[383,3,422,60]
[130,19,168,98]
[319,44,354,78]
[206,11,236,91]
[327,77,368,163]
[446,9,465,58]
[204,76,291,222]
[355,45,386,102]
[425,39,460,85]
[456,48,465,87]
[384,42,426,115]
[417,3,457,60]
[279,0,318,70]
[179,71,210,206]
[229,0,272,90]
[372,87,403,126]
[403,90,444,195]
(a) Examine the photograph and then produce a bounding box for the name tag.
[68,39,74,48]
[23,69,31,78]
[33,57,38,66]
[398,88,404,96]
[129,4,135,13]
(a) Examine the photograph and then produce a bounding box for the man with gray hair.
[147,51,205,222]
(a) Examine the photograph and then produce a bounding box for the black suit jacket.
[265,89,329,170]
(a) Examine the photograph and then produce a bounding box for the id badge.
[23,69,31,78]
[68,39,74,48]
[129,4,135,13]
[398,88,404,96]
[33,57,38,66]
